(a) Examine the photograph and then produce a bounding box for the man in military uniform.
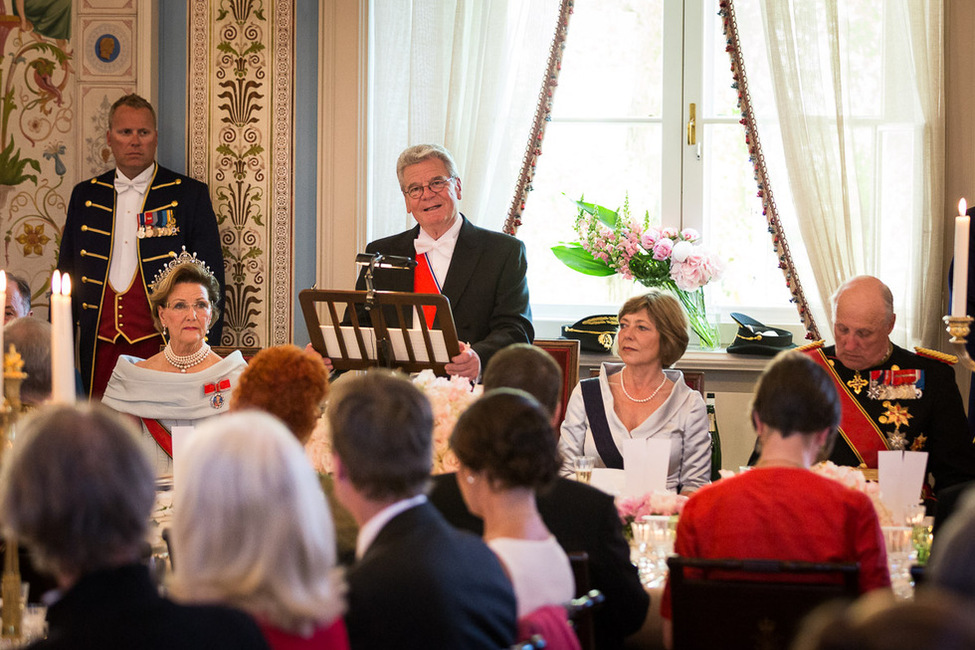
[58,94,223,398]
[800,276,975,497]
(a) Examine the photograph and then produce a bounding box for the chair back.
[566,552,594,650]
[533,338,580,429]
[667,556,859,650]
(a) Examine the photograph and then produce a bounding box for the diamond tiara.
[150,246,214,291]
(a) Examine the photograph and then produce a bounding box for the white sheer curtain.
[370,0,561,240]
[737,0,944,346]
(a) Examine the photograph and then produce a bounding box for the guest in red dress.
[170,411,349,650]
[660,351,891,649]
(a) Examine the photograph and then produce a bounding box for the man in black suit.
[58,94,224,398]
[353,144,533,380]
[329,370,517,650]
[429,343,650,649]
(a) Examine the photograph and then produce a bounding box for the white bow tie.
[414,237,451,255]
[114,176,149,195]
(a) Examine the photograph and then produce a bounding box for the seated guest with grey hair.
[328,370,517,650]
[4,272,32,322]
[429,343,649,649]
[5,317,51,405]
[0,404,270,650]
[170,411,349,650]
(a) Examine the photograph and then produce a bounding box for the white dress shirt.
[413,216,462,286]
[355,493,427,560]
[109,163,155,291]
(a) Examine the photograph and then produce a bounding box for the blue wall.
[158,1,317,347]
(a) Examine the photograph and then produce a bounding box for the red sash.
[413,253,440,328]
[804,346,889,468]
[142,418,173,458]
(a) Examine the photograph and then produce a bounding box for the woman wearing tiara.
[102,249,246,475]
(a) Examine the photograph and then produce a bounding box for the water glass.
[573,456,596,484]
[882,525,915,599]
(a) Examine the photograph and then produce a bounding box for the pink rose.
[661,227,679,239]
[680,228,700,242]
[652,238,673,261]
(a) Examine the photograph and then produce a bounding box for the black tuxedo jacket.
[58,165,224,394]
[355,216,533,370]
[346,501,517,650]
[429,474,649,649]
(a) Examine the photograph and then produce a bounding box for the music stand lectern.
[299,288,462,376]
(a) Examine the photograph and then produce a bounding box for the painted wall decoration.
[188,0,295,347]
[0,0,75,317]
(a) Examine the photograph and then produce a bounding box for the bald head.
[831,276,895,370]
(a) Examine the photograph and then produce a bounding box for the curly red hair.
[230,345,329,444]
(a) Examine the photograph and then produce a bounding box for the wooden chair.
[533,338,580,429]
[509,636,547,650]
[667,556,859,650]
[567,552,596,650]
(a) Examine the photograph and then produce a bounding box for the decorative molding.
[188,0,295,347]
[719,0,820,340]
[316,0,366,301]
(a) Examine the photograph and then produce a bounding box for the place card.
[622,437,672,497]
[878,450,928,523]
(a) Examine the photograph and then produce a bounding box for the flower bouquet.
[552,197,725,348]
[616,490,689,541]
[412,369,482,474]
[809,461,893,526]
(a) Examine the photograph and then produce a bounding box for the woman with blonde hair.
[170,411,348,649]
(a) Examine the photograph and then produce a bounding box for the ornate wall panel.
[0,1,75,317]
[188,0,295,347]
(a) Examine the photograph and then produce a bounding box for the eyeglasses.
[167,300,212,314]
[403,177,455,200]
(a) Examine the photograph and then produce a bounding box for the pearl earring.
[466,475,475,484]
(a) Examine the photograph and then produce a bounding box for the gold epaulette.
[914,346,958,365]
[795,339,825,353]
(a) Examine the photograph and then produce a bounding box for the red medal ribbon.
[413,253,440,328]
[204,378,231,395]
[869,369,922,386]
[805,346,889,468]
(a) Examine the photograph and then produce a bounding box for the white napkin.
[878,450,928,523]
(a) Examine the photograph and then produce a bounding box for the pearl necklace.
[619,368,668,403]
[164,342,211,373]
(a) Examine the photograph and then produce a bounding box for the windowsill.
[580,348,773,374]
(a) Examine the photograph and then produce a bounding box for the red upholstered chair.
[533,338,580,429]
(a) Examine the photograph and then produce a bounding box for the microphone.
[355,253,417,270]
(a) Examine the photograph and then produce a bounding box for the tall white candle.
[0,270,6,403]
[953,198,970,317]
[50,272,75,404]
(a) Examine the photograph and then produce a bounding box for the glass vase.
[641,280,720,349]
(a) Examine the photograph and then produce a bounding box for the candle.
[50,271,75,404]
[953,199,970,317]
[0,270,6,403]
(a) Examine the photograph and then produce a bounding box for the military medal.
[204,378,231,409]
[867,367,923,400]
[138,208,178,238]
[847,371,868,395]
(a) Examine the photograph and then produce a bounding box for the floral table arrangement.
[305,370,480,476]
[616,490,689,541]
[552,197,725,348]
[412,369,482,474]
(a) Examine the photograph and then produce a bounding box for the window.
[518,0,800,339]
